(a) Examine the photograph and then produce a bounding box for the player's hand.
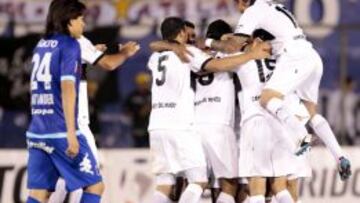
[121,41,140,58]
[95,44,107,52]
[66,134,79,159]
[172,44,192,63]
[248,39,271,59]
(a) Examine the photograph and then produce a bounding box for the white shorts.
[149,129,207,175]
[288,152,312,179]
[78,123,99,163]
[196,124,239,179]
[265,46,323,104]
[238,114,297,177]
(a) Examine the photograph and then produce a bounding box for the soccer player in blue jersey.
[26,1,104,203]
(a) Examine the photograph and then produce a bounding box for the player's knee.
[220,178,238,196]
[28,190,51,202]
[260,89,283,108]
[84,181,105,195]
[309,114,327,128]
[271,178,287,194]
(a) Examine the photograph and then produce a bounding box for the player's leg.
[286,179,299,202]
[48,178,68,203]
[150,173,174,203]
[27,141,59,203]
[270,177,294,203]
[236,180,249,203]
[259,54,316,152]
[178,166,208,203]
[248,177,266,203]
[303,100,352,180]
[217,178,238,203]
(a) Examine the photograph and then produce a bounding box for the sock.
[266,98,308,141]
[296,201,302,203]
[151,191,172,203]
[178,183,203,203]
[80,192,101,203]
[71,189,83,203]
[249,195,265,203]
[216,192,235,203]
[48,179,67,203]
[271,196,279,203]
[26,197,41,203]
[310,115,344,160]
[275,190,294,203]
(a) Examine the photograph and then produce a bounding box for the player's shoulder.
[55,34,80,50]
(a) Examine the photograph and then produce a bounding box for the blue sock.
[26,197,41,203]
[80,192,101,203]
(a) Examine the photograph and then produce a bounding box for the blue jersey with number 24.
[27,34,82,139]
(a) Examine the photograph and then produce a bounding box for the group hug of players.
[24,0,352,203]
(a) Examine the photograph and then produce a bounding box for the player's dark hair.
[184,21,195,29]
[235,0,257,5]
[160,17,186,41]
[45,0,86,37]
[206,19,233,40]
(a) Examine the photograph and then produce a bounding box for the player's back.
[27,34,81,138]
[194,54,235,127]
[235,54,276,123]
[236,0,312,55]
[147,51,196,130]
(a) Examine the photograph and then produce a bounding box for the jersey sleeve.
[78,35,104,65]
[60,40,80,82]
[147,52,159,71]
[186,46,213,73]
[235,5,264,37]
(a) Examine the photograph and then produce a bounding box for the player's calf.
[27,189,51,203]
[80,182,105,203]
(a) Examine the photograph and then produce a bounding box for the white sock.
[151,191,172,203]
[275,190,294,203]
[310,115,344,161]
[216,192,235,203]
[249,195,265,203]
[296,200,302,203]
[69,189,82,203]
[266,98,308,141]
[48,179,67,203]
[271,196,279,203]
[243,196,250,203]
[178,183,203,203]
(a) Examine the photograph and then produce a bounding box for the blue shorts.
[27,134,102,192]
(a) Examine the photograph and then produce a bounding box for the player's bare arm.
[149,40,192,62]
[61,80,79,158]
[203,41,270,72]
[97,41,140,70]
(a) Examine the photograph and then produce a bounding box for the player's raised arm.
[97,41,140,70]
[79,36,140,71]
[189,40,270,74]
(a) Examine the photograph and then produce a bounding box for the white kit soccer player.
[231,0,351,179]
[194,63,239,202]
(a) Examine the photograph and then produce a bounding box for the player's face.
[186,27,196,44]
[68,15,85,39]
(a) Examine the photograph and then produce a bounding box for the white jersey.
[147,46,212,131]
[235,54,276,124]
[235,0,311,55]
[194,53,235,127]
[77,36,104,125]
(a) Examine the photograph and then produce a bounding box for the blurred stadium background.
[0,0,359,202]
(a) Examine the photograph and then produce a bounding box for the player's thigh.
[27,140,60,192]
[49,135,102,192]
[265,52,314,96]
[198,125,238,179]
[296,50,323,104]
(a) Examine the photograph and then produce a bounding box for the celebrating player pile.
[147,0,352,203]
